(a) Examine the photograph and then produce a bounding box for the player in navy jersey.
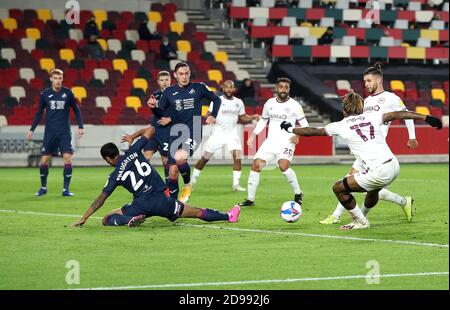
[141,71,171,182]
[27,68,84,197]
[71,126,240,227]
[144,62,222,203]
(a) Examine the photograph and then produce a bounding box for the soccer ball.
[280,201,302,223]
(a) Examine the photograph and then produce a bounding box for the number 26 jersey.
[324,112,395,170]
[102,137,167,201]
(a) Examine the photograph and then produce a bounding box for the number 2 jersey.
[324,112,395,170]
[102,136,167,201]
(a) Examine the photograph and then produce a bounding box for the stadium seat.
[2,18,18,32]
[125,30,139,43]
[95,96,111,112]
[125,96,141,112]
[391,80,405,92]
[214,51,228,65]
[1,48,16,63]
[93,10,107,28]
[9,86,26,102]
[207,70,223,84]
[415,106,430,115]
[69,29,83,42]
[175,11,188,23]
[107,39,122,54]
[0,115,7,127]
[37,9,52,23]
[71,86,87,103]
[394,19,409,30]
[170,22,184,35]
[97,38,107,51]
[148,11,162,24]
[131,50,146,64]
[432,89,446,103]
[336,80,351,91]
[113,59,128,74]
[26,28,41,40]
[177,40,191,53]
[59,49,75,63]
[133,78,148,92]
[407,47,425,60]
[20,38,36,53]
[204,41,218,54]
[40,58,56,73]
[19,68,35,82]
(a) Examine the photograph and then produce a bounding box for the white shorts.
[354,157,400,192]
[254,139,295,163]
[204,132,242,155]
[351,158,365,172]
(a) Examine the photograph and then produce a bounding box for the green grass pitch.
[0,164,448,290]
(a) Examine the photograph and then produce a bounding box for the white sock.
[360,204,371,217]
[349,205,367,224]
[282,168,302,195]
[233,170,242,187]
[190,168,202,185]
[247,170,260,201]
[379,188,406,207]
[332,203,346,219]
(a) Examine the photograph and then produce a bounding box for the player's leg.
[238,158,265,207]
[62,152,74,196]
[180,203,240,223]
[378,187,413,221]
[161,155,169,184]
[190,151,213,188]
[232,150,245,191]
[278,158,303,205]
[360,189,381,218]
[332,175,370,230]
[320,164,360,224]
[175,149,192,203]
[143,150,156,161]
[102,204,145,227]
[36,154,51,196]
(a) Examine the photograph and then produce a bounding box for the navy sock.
[102,214,134,226]
[63,164,72,190]
[163,164,169,184]
[177,162,191,184]
[168,178,179,199]
[200,208,229,222]
[40,164,48,188]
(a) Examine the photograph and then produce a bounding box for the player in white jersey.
[321,62,418,225]
[281,91,442,230]
[238,78,309,207]
[188,80,260,191]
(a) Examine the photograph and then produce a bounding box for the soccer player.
[124,71,171,182]
[71,126,240,227]
[148,62,222,203]
[320,62,418,224]
[189,80,260,192]
[27,68,85,197]
[281,91,442,230]
[238,77,309,207]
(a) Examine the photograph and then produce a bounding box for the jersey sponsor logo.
[269,113,288,120]
[50,100,66,110]
[363,105,380,113]
[377,97,385,104]
[175,99,183,111]
[189,89,195,95]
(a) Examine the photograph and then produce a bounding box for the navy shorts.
[121,191,185,222]
[143,126,170,158]
[41,133,73,155]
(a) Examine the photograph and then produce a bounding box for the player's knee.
[252,162,262,172]
[102,215,111,226]
[278,163,289,172]
[174,150,188,162]
[333,182,343,195]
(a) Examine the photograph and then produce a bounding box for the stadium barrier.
[0,125,447,167]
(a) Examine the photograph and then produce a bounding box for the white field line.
[1,209,448,248]
[70,272,449,290]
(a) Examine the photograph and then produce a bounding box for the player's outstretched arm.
[239,114,260,125]
[72,192,108,227]
[280,121,327,136]
[383,111,442,129]
[121,126,148,145]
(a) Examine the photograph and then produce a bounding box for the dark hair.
[343,91,364,116]
[276,77,292,85]
[157,71,170,78]
[174,62,189,72]
[100,143,119,159]
[364,62,383,77]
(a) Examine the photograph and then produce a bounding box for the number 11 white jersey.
[324,112,395,169]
